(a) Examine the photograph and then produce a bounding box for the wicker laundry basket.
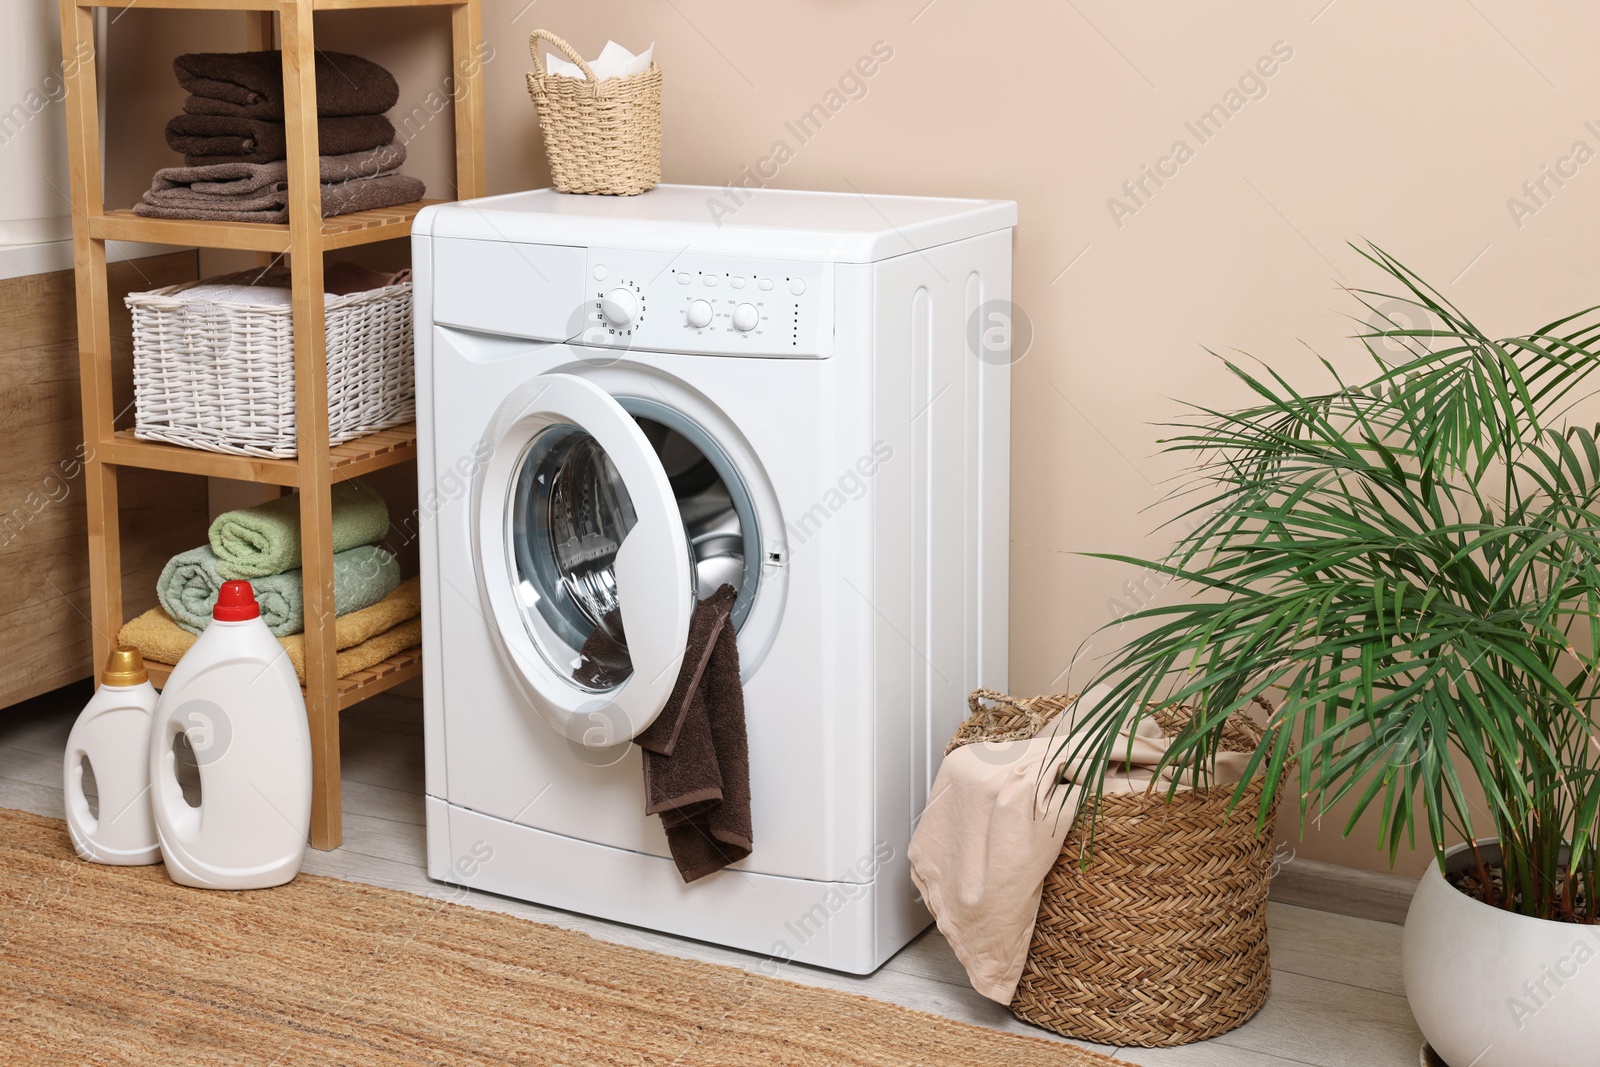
[126,269,414,458]
[526,30,661,196]
[952,689,1278,1048]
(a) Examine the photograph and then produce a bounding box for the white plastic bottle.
[150,579,312,889]
[63,647,161,865]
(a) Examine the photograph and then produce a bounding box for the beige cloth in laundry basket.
[908,684,1257,1004]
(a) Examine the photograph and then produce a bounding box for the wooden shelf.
[106,433,298,485]
[335,646,423,710]
[61,0,483,851]
[142,645,422,710]
[327,424,420,480]
[104,423,417,485]
[78,0,463,10]
[91,201,443,253]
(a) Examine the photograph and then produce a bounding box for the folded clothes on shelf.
[157,543,401,637]
[120,577,423,684]
[209,480,390,579]
[165,112,396,166]
[143,142,406,200]
[147,50,422,221]
[133,173,424,223]
[174,50,400,120]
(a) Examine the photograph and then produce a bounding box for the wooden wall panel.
[0,251,210,708]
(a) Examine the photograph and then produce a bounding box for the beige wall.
[103,12,244,210]
[475,1,1600,878]
[107,1,1600,876]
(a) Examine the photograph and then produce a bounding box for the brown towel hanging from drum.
[635,585,752,883]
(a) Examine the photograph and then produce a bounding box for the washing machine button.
[676,272,692,285]
[732,303,760,332]
[686,299,714,329]
[703,275,719,287]
[592,264,608,281]
[757,278,774,291]
[730,277,746,289]
[789,278,806,295]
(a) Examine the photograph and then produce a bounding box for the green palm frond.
[1065,243,1600,921]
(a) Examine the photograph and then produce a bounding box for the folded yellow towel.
[118,577,421,684]
[118,606,201,669]
[282,618,422,683]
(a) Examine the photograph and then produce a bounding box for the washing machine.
[413,184,1015,974]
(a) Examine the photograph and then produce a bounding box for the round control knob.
[599,287,639,327]
[686,299,714,329]
[731,303,760,332]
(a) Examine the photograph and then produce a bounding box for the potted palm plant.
[1064,246,1600,1067]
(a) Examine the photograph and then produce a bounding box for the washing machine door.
[474,373,695,746]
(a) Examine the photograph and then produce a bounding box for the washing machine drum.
[476,374,759,745]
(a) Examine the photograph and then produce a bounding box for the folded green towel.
[157,543,401,637]
[209,480,389,580]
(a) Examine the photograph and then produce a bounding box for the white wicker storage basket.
[126,270,414,458]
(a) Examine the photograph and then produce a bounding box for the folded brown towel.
[142,142,406,200]
[175,51,399,120]
[133,172,425,223]
[141,143,415,213]
[146,183,292,214]
[166,113,396,166]
[640,585,752,883]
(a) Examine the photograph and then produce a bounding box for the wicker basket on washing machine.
[525,30,661,196]
[952,689,1279,1048]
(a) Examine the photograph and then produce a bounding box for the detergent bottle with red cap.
[64,647,161,865]
[149,579,311,889]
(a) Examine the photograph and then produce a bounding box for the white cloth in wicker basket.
[181,283,292,305]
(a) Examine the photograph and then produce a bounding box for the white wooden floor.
[1,683,1427,1067]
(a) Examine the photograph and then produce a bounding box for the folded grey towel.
[175,51,399,120]
[143,142,406,199]
[165,113,396,165]
[132,172,426,223]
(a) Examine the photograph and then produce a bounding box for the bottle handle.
[64,743,98,837]
[153,714,201,843]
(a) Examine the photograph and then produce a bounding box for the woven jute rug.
[0,808,1130,1066]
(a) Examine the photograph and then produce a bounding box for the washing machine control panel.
[579,249,832,359]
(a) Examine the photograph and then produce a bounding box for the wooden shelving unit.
[58,0,484,849]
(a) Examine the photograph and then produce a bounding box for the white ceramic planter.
[1403,839,1600,1067]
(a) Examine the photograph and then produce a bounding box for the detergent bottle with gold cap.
[63,647,161,865]
[150,579,311,890]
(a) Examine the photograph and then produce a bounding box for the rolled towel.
[165,113,396,166]
[174,51,400,120]
[119,578,423,684]
[209,480,388,579]
[133,173,425,224]
[141,142,406,200]
[157,543,400,637]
